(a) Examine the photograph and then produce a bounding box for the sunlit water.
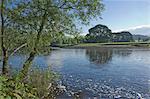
[9,48,150,98]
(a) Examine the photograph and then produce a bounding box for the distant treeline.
[52,24,150,46]
[85,24,133,43]
[51,24,134,46]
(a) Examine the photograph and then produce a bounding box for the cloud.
[113,25,150,36]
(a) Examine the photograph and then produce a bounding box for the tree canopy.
[112,31,133,42]
[1,0,105,78]
[85,24,133,43]
[85,24,112,43]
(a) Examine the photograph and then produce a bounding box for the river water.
[9,47,150,98]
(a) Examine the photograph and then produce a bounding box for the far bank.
[54,42,150,49]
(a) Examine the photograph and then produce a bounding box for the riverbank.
[63,42,150,48]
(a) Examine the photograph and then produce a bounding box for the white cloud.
[113,25,150,36]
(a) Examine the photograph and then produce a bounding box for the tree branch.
[10,43,27,56]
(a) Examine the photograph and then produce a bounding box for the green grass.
[101,42,150,45]
[51,42,150,48]
[73,42,150,47]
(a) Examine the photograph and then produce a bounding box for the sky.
[80,0,150,35]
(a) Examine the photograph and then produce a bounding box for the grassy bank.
[66,42,150,48]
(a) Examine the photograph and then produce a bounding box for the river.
[9,47,150,98]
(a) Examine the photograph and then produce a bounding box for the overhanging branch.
[10,43,27,56]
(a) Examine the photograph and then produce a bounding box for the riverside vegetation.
[0,0,150,98]
[0,0,104,98]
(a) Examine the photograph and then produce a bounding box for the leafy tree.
[85,24,112,43]
[1,0,105,98]
[0,0,105,81]
[6,0,104,80]
[112,31,133,42]
[1,0,104,78]
[0,0,29,75]
[51,32,65,45]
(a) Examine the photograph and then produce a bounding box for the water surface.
[9,48,150,98]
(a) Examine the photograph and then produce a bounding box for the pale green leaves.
[2,0,104,54]
[0,75,38,99]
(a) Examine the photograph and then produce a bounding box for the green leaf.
[13,93,22,99]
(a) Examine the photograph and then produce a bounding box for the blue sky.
[80,0,150,34]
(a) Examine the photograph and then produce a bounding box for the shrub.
[0,67,60,99]
[27,67,60,98]
[0,75,38,99]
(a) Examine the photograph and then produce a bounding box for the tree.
[0,0,8,75]
[85,24,112,43]
[112,31,133,42]
[12,0,104,80]
[0,0,30,75]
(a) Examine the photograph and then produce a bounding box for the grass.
[50,42,150,48]
[101,42,150,45]
[73,42,150,48]
[28,67,60,98]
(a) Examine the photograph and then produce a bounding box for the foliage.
[0,75,38,99]
[10,0,104,51]
[85,24,112,43]
[112,31,133,42]
[6,0,104,79]
[85,24,133,43]
[1,0,105,98]
[0,66,60,99]
[51,33,85,46]
[27,67,60,98]
[2,0,29,51]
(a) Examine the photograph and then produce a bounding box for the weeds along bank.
[0,67,61,99]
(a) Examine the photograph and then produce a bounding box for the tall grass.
[27,67,60,98]
[0,66,60,99]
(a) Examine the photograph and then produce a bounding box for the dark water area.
[8,48,150,98]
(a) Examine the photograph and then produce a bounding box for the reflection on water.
[6,48,150,98]
[86,48,113,64]
[113,49,132,57]
[48,48,150,98]
[85,48,133,65]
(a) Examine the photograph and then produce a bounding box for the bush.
[28,67,60,98]
[0,67,60,99]
[0,75,38,99]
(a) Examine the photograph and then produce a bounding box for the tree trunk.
[18,48,36,80]
[18,34,41,80]
[2,48,9,75]
[1,0,9,75]
[18,11,47,80]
